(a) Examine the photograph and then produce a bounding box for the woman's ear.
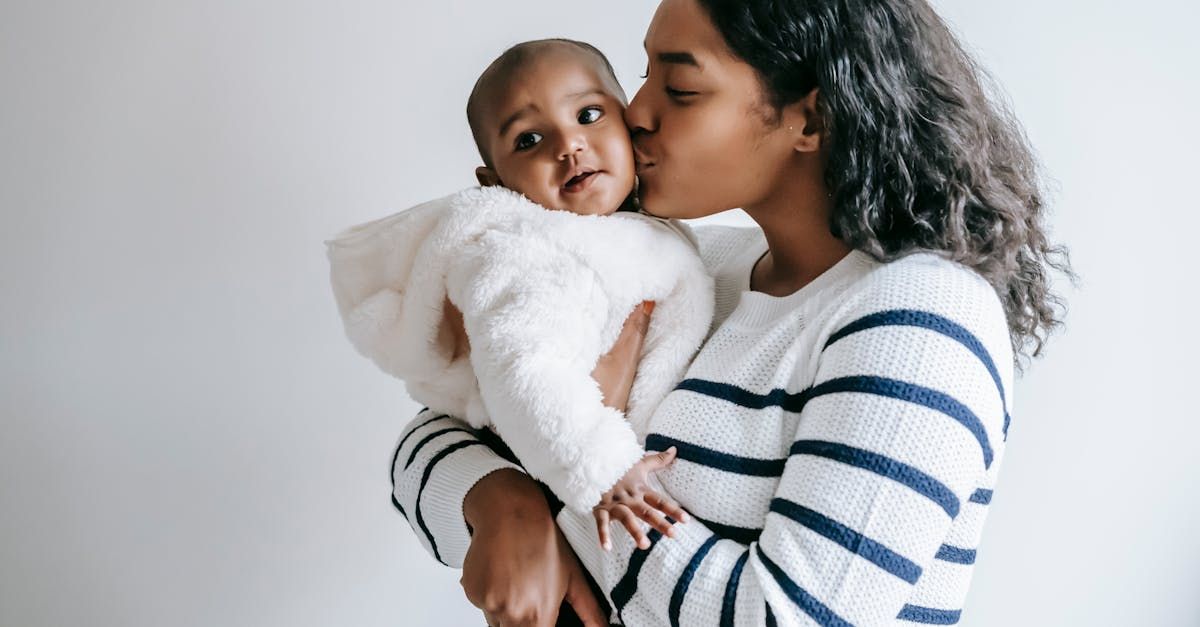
[475,166,501,187]
[782,88,825,153]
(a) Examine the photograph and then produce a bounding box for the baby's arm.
[448,236,647,515]
[592,446,690,551]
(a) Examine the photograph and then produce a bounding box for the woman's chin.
[639,190,717,220]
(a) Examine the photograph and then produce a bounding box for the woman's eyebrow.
[657,51,701,68]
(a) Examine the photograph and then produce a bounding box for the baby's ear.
[475,166,501,187]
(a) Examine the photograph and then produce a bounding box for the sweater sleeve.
[391,408,526,568]
[554,262,1012,626]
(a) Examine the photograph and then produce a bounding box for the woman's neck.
[743,169,853,297]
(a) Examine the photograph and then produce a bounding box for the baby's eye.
[578,106,603,124]
[515,132,543,151]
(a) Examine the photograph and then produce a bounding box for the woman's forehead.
[645,0,731,63]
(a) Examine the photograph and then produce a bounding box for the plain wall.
[1,0,1197,625]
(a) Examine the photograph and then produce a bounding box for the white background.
[2,1,1198,625]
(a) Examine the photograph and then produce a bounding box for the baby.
[327,39,711,549]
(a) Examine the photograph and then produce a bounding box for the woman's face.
[626,0,797,219]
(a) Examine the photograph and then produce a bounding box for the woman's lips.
[634,150,656,175]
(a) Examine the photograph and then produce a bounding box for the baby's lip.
[562,166,599,188]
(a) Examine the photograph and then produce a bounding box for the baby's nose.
[557,132,588,159]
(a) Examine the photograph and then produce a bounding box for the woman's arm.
[553,272,1013,626]
[392,306,655,626]
[390,408,525,568]
[393,411,608,626]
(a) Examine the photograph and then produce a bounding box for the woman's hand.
[592,301,654,411]
[461,469,606,627]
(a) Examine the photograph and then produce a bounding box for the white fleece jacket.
[326,186,714,513]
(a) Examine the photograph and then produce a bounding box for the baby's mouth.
[563,168,600,193]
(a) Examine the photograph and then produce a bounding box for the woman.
[392,0,1070,624]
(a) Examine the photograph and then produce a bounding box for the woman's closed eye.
[640,65,699,100]
[666,86,699,100]
[514,131,543,151]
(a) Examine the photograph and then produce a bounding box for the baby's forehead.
[485,46,618,104]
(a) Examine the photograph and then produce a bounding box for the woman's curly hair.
[697,0,1073,364]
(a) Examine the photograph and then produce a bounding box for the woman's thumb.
[564,573,607,627]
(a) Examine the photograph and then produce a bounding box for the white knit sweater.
[392,224,1013,626]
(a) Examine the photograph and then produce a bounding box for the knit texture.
[392,224,1012,626]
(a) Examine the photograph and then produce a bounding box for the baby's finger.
[612,505,650,550]
[644,490,690,524]
[632,499,677,538]
[594,508,612,551]
[645,446,678,470]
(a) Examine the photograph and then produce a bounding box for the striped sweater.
[392,224,1013,626]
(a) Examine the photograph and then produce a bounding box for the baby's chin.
[540,184,629,216]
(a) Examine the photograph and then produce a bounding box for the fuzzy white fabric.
[326,186,714,513]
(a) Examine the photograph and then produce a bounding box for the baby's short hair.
[466,39,622,168]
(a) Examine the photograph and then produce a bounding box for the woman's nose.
[624,86,654,134]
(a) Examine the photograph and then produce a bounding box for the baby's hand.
[593,447,690,551]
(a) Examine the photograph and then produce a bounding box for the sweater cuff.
[418,444,525,568]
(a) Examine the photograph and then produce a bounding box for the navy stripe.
[395,413,448,465]
[693,513,762,545]
[470,424,523,467]
[806,376,994,468]
[720,551,750,627]
[790,440,960,518]
[935,545,977,565]
[675,379,801,410]
[669,535,719,627]
[758,549,853,627]
[765,603,778,627]
[610,528,667,620]
[898,605,962,624]
[970,488,993,505]
[770,498,922,584]
[405,427,475,470]
[646,434,787,477]
[414,440,485,565]
[390,412,449,520]
[824,309,1012,439]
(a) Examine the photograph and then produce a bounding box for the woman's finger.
[594,508,612,551]
[644,490,690,524]
[564,562,608,627]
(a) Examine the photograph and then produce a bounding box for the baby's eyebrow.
[497,105,536,138]
[564,88,607,100]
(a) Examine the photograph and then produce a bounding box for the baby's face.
[476,50,635,216]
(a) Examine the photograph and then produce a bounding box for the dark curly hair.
[696,0,1073,364]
